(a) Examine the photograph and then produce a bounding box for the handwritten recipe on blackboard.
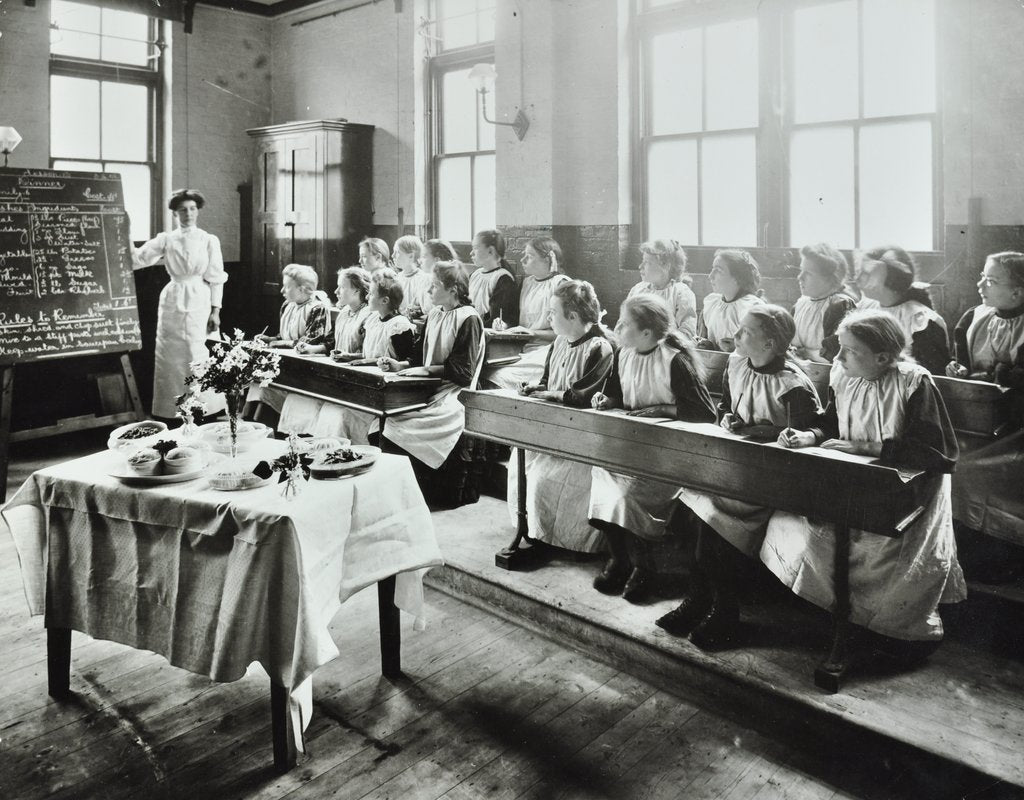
[0,168,142,365]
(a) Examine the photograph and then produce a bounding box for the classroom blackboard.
[0,167,141,366]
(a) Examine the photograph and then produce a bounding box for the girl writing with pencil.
[765,310,965,661]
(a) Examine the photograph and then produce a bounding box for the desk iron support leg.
[270,682,297,772]
[816,523,851,692]
[47,626,72,698]
[495,448,541,570]
[378,575,401,678]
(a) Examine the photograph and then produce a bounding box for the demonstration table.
[2,439,443,770]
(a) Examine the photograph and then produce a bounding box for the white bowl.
[198,420,271,454]
[108,420,168,451]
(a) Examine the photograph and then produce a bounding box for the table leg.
[378,575,401,678]
[815,522,851,693]
[270,682,297,772]
[495,448,542,570]
[47,626,72,698]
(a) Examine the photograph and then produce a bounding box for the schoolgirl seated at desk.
[627,238,697,339]
[697,249,766,351]
[588,295,716,604]
[468,229,518,329]
[854,246,949,374]
[248,263,332,426]
[359,236,392,275]
[791,243,856,363]
[660,305,821,648]
[766,310,966,663]
[351,269,418,366]
[380,262,486,508]
[946,251,1024,576]
[393,235,434,326]
[276,266,372,439]
[510,279,615,555]
[483,236,569,391]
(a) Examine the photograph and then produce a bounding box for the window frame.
[427,42,495,245]
[633,0,943,255]
[48,8,163,243]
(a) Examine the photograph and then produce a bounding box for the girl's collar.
[568,325,598,347]
[748,354,785,374]
[994,302,1024,320]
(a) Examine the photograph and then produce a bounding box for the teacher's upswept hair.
[168,188,207,211]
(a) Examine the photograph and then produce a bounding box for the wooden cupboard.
[247,119,373,326]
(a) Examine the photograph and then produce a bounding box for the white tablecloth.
[2,440,444,751]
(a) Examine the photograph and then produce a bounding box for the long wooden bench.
[462,388,933,692]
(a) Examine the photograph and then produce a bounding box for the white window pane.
[102,82,148,161]
[51,0,100,59]
[101,8,151,66]
[440,0,476,50]
[790,126,855,249]
[705,19,758,131]
[442,69,477,153]
[105,162,151,241]
[793,2,858,124]
[477,1,495,44]
[701,134,757,246]
[51,76,100,159]
[437,157,472,242]
[646,139,698,244]
[53,159,100,173]
[650,29,701,135]
[473,154,495,232]
[862,0,935,118]
[859,121,933,251]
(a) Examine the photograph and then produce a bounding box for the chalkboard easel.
[1,167,146,500]
[1,356,145,499]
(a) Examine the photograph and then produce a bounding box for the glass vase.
[224,389,246,461]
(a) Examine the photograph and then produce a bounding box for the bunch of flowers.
[174,387,208,427]
[270,433,312,499]
[186,328,281,396]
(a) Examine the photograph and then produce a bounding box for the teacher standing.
[132,189,227,418]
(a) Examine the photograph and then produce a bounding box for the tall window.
[426,0,497,242]
[637,0,939,252]
[642,17,759,246]
[788,0,937,250]
[49,1,161,242]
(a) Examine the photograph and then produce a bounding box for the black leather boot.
[621,566,655,603]
[593,526,631,595]
[688,533,740,651]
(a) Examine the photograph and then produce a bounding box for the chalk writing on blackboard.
[0,168,141,365]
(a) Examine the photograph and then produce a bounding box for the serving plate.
[309,445,380,479]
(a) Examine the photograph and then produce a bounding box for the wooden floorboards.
[2,430,1022,799]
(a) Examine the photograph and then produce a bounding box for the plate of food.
[107,420,168,452]
[208,467,275,491]
[309,445,380,479]
[110,442,216,484]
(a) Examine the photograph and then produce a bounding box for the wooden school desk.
[2,439,443,771]
[461,389,931,692]
[266,349,441,418]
